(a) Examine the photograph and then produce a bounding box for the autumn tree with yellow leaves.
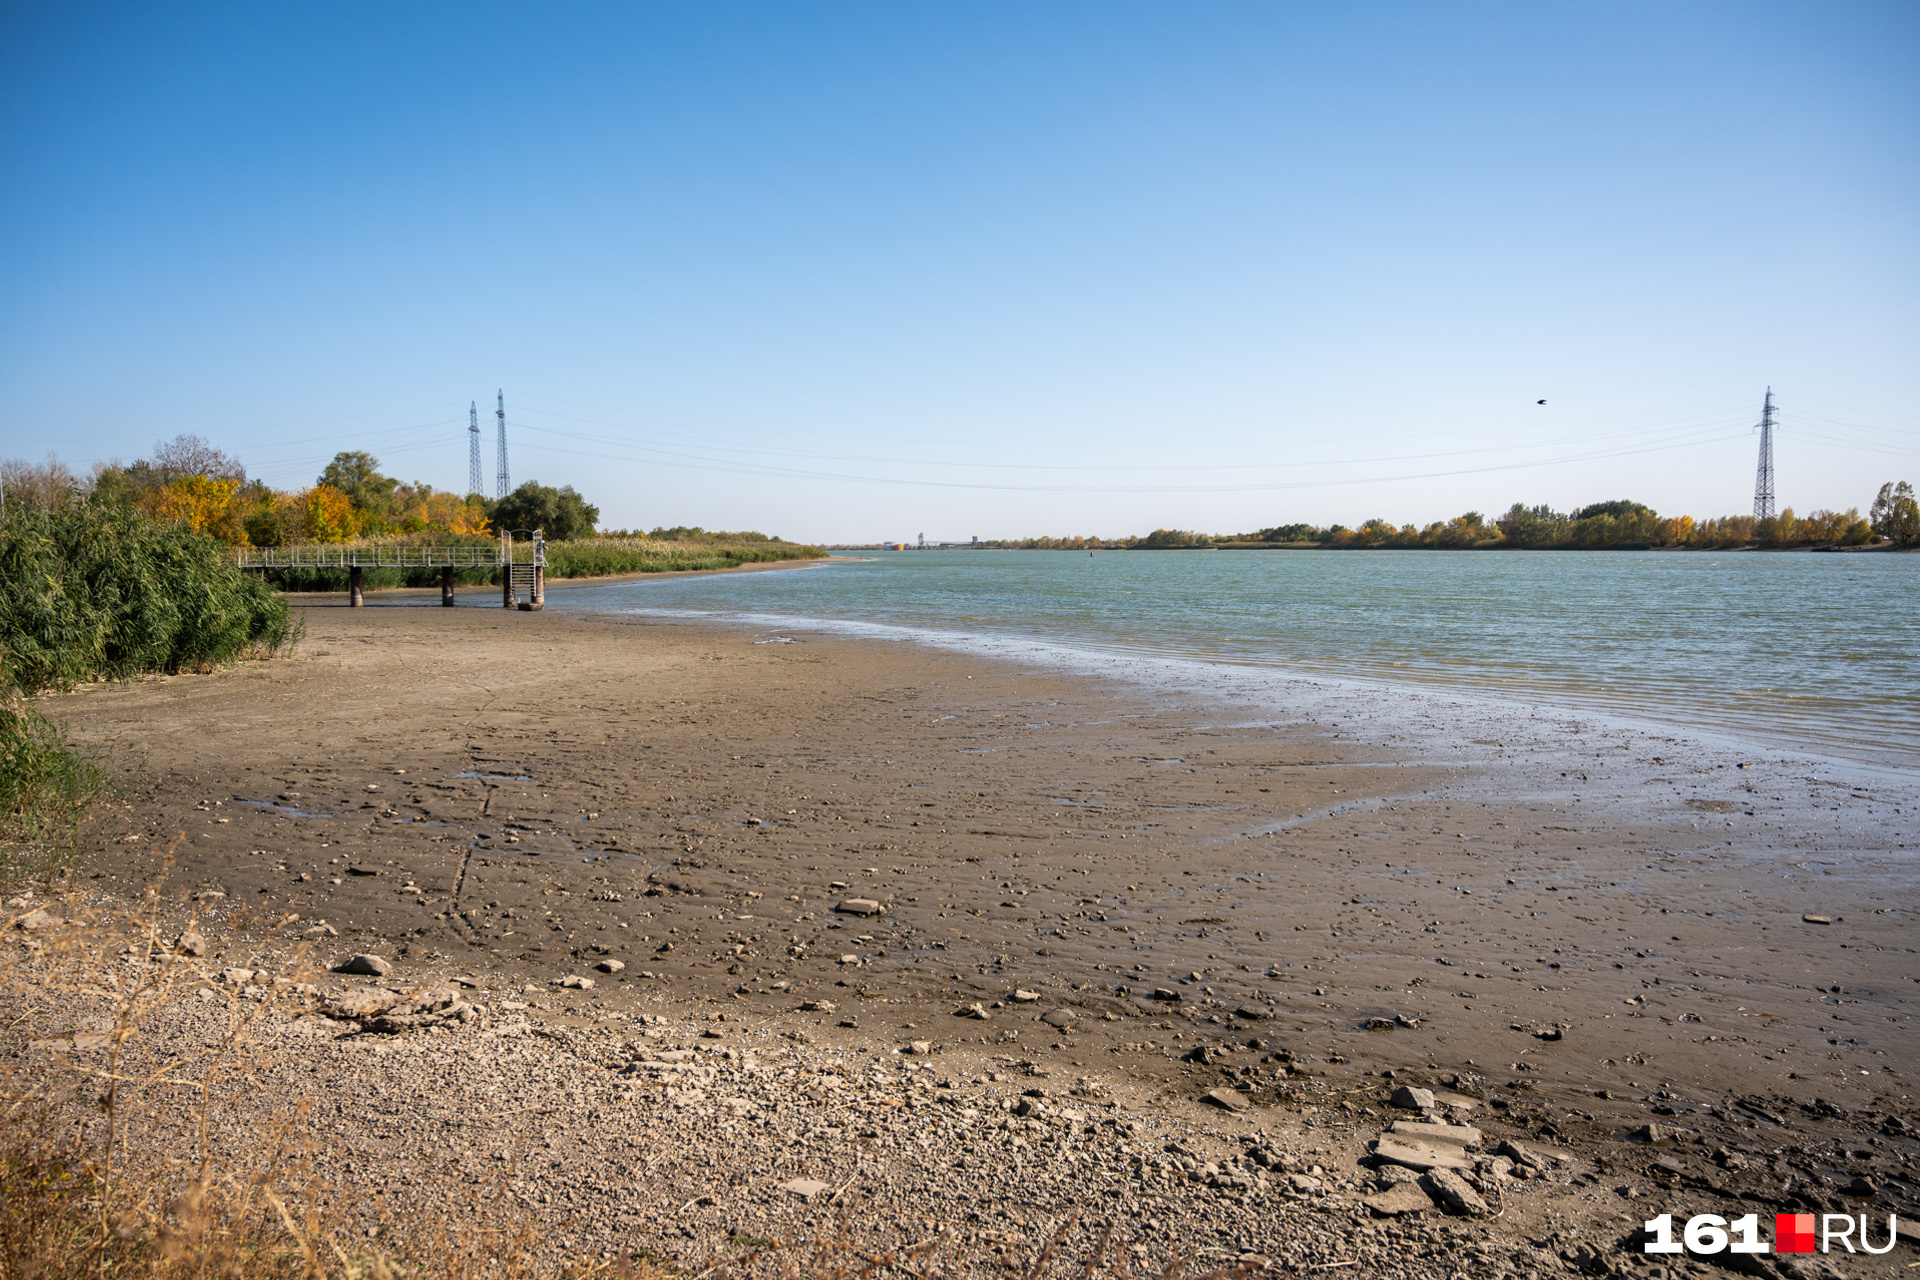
[78,437,488,546]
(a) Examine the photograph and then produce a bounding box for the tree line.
[0,437,602,544]
[969,485,1918,550]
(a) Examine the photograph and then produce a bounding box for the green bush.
[0,690,102,884]
[0,501,299,693]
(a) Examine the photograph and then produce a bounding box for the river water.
[548,548,1920,772]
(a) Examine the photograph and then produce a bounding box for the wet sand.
[42,596,1920,1268]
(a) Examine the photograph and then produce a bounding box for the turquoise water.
[549,549,1920,770]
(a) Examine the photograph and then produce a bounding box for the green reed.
[266,537,828,591]
[0,502,300,693]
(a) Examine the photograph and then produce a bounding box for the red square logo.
[1775,1213,1816,1254]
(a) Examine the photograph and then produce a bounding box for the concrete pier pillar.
[441,565,456,606]
[530,530,546,610]
[348,566,364,607]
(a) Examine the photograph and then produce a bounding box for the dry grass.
[0,858,557,1280]
[0,862,1252,1280]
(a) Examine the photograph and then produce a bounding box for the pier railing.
[232,536,547,608]
[228,545,538,569]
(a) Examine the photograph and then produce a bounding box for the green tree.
[1138,528,1208,548]
[1256,523,1323,543]
[87,461,155,509]
[492,481,599,541]
[1871,481,1919,546]
[1570,499,1652,521]
[1355,518,1396,545]
[1430,511,1489,548]
[1496,503,1568,548]
[317,451,398,512]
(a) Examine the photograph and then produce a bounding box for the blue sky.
[2,2,1915,541]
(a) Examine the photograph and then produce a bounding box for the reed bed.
[265,538,827,592]
[544,537,825,579]
[0,684,102,889]
[0,503,299,693]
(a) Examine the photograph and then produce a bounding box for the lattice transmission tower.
[467,401,483,497]
[1753,388,1776,521]
[495,390,510,498]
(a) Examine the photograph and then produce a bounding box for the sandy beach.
[28,595,1920,1275]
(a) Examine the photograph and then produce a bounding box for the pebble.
[834,898,884,916]
[1428,1174,1482,1220]
[41,898,1822,1280]
[778,1178,831,1201]
[956,1003,990,1020]
[328,988,402,1017]
[1363,1181,1436,1217]
[1423,1168,1491,1216]
[1389,1085,1436,1110]
[13,908,60,932]
[1389,1120,1482,1148]
[556,975,594,989]
[173,928,208,957]
[594,959,626,974]
[334,954,392,976]
[1012,990,1040,1003]
[1498,1139,1550,1171]
[1802,914,1832,924]
[1371,1136,1473,1172]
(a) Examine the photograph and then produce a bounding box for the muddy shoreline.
[37,602,1920,1273]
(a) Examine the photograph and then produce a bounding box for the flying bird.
[1536,399,1547,405]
